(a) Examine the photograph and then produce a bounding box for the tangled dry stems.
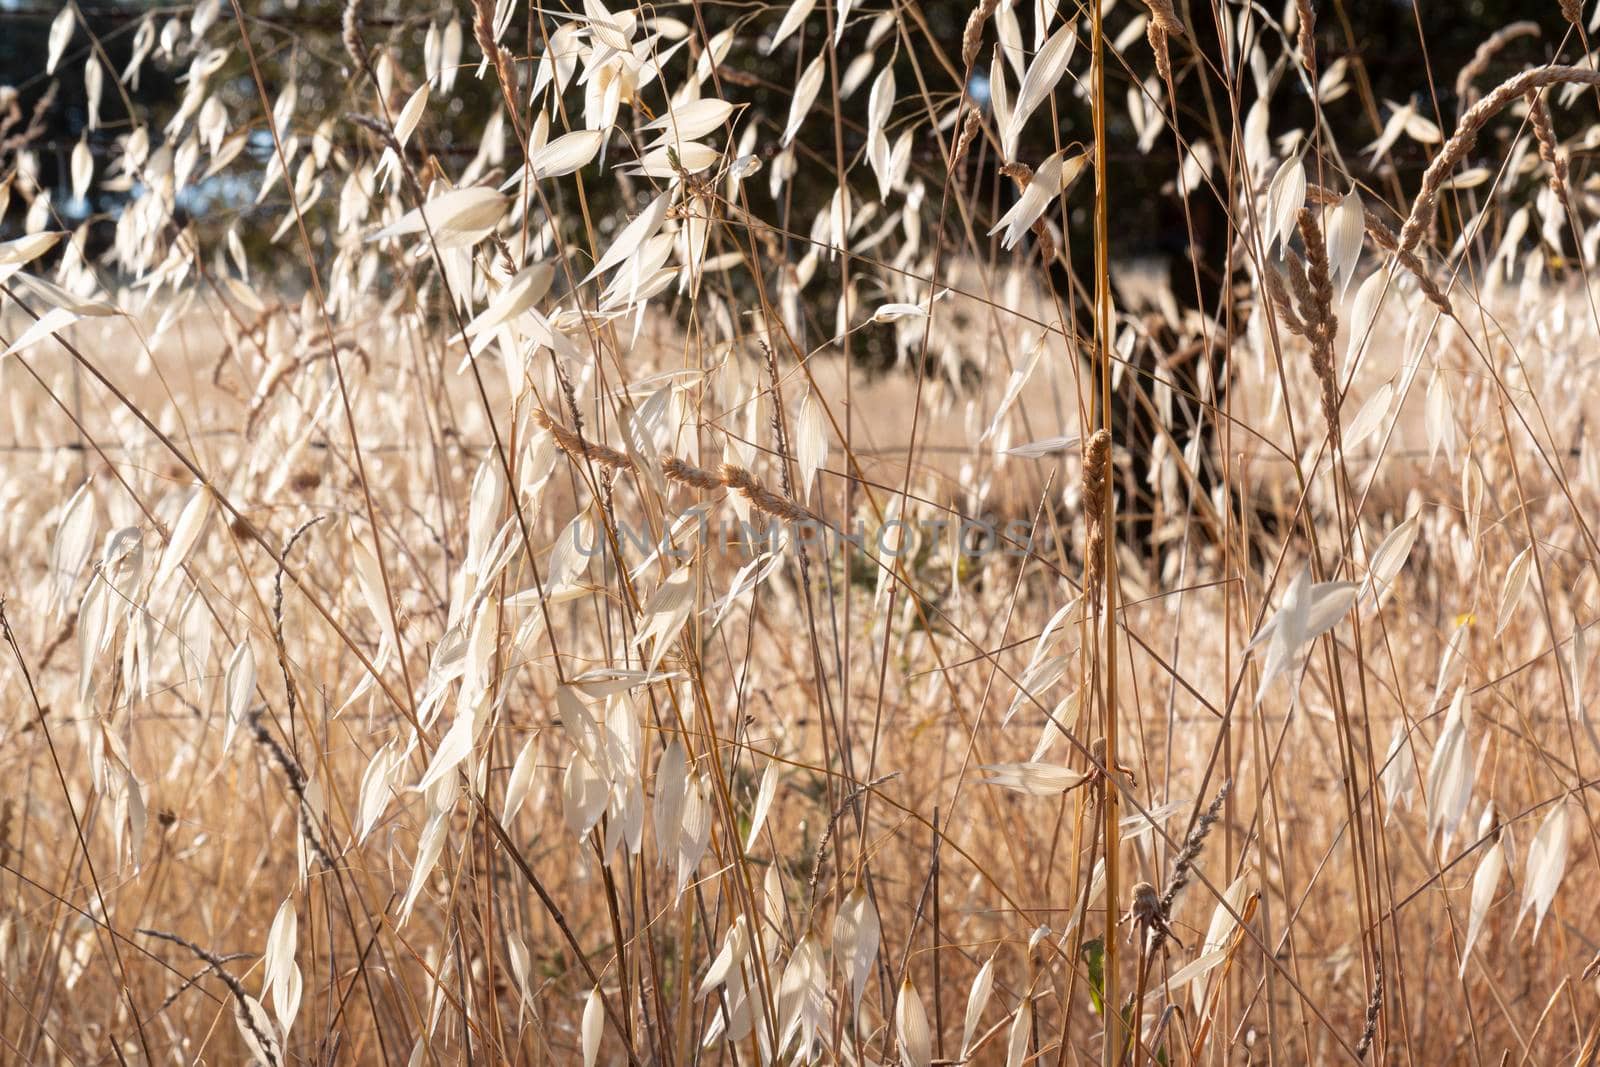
[5,6,1600,1066]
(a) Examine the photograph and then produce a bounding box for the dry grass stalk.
[1305,184,1454,315]
[1297,206,1342,449]
[1139,0,1183,84]
[1354,964,1384,1058]
[1401,65,1600,253]
[1295,0,1317,77]
[952,107,981,175]
[1153,778,1231,950]
[263,515,335,869]
[0,82,56,160]
[718,463,822,525]
[1526,89,1572,214]
[534,408,821,523]
[961,0,1000,69]
[1453,21,1540,109]
[137,929,280,1066]
[1083,428,1112,609]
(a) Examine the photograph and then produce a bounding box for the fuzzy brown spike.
[1295,0,1317,77]
[718,463,821,525]
[952,107,982,176]
[961,0,1000,70]
[536,408,825,523]
[1297,206,1342,450]
[534,408,636,473]
[1526,89,1572,214]
[1139,0,1183,34]
[662,457,725,491]
[341,0,365,72]
[1140,0,1183,83]
[1263,265,1308,338]
[1083,429,1112,608]
[1355,962,1384,1059]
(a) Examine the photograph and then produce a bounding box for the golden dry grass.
[6,2,1600,1066]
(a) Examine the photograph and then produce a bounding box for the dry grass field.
[5,1,1600,1065]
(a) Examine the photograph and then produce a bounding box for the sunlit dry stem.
[1089,2,1122,1061]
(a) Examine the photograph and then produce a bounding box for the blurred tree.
[0,0,1577,301]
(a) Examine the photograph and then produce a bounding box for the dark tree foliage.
[0,1,1576,306]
